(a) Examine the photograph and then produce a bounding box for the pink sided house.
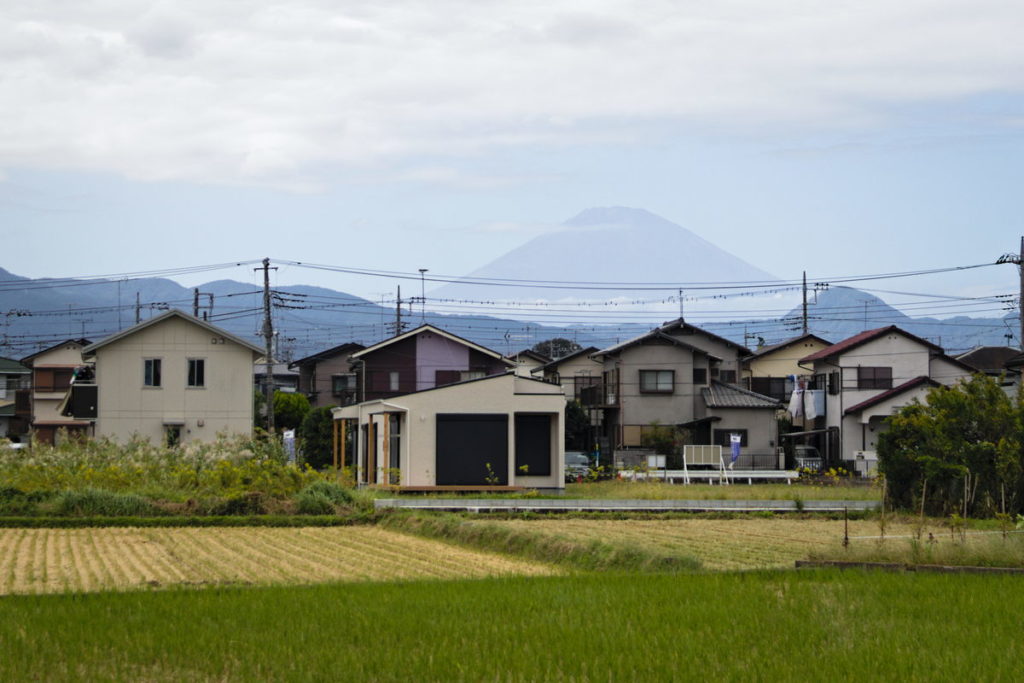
[349,324,514,402]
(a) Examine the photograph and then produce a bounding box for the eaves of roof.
[843,376,940,415]
[800,326,942,364]
[743,333,832,361]
[351,324,513,366]
[83,310,263,356]
[289,342,366,369]
[537,346,600,371]
[594,331,722,362]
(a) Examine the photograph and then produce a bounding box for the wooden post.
[332,419,339,470]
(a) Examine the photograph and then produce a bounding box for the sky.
[1,1,1022,310]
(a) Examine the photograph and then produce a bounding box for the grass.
[812,529,1024,569]
[1,571,1022,680]
[483,516,921,570]
[381,511,701,573]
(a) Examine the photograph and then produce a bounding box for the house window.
[165,425,181,447]
[692,368,707,385]
[389,371,400,392]
[750,377,788,402]
[857,367,892,390]
[460,370,485,382]
[713,429,748,447]
[187,359,205,387]
[332,374,354,396]
[720,370,737,384]
[144,359,162,387]
[573,375,599,400]
[639,370,674,393]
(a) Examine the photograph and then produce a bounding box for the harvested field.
[490,518,920,570]
[0,527,559,595]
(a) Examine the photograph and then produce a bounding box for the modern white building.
[333,372,566,490]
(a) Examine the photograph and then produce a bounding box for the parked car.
[794,445,822,472]
[564,451,590,482]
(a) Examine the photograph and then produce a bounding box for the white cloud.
[2,0,1023,188]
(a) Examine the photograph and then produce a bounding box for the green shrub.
[55,488,160,517]
[298,480,353,504]
[210,492,269,516]
[295,491,336,515]
[0,486,23,501]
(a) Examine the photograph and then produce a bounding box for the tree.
[878,374,1023,518]
[299,406,336,469]
[641,421,689,469]
[565,400,591,451]
[532,338,582,360]
[273,391,311,432]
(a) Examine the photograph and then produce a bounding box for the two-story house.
[742,333,832,403]
[349,324,513,402]
[17,338,92,445]
[533,346,602,401]
[73,310,263,446]
[799,325,976,468]
[586,319,779,463]
[0,356,30,440]
[506,349,551,377]
[289,342,367,408]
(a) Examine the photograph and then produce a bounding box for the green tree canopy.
[273,391,311,432]
[299,406,336,470]
[532,338,582,360]
[878,374,1022,517]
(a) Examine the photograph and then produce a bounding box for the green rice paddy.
[2,570,1021,681]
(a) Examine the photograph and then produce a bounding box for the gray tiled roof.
[0,357,29,374]
[701,380,781,409]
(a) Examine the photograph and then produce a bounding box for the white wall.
[94,315,256,444]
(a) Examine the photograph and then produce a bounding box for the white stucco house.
[799,325,976,470]
[76,310,264,445]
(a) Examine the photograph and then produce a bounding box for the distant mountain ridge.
[431,207,779,302]
[1,205,1017,359]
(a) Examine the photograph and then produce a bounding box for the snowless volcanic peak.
[432,207,779,303]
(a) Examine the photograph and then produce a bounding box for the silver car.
[564,451,590,481]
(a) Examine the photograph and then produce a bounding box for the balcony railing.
[579,384,617,408]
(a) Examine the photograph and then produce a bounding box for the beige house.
[80,310,263,445]
[533,346,602,401]
[585,321,780,463]
[741,334,832,402]
[506,349,551,377]
[799,325,976,468]
[18,339,92,445]
[333,372,566,490]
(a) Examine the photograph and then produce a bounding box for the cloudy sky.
[2,1,1022,306]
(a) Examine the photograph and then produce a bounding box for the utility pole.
[418,268,428,323]
[135,293,141,324]
[256,258,277,434]
[802,271,809,335]
[395,285,403,336]
[996,238,1023,350]
[193,288,200,317]
[678,289,684,322]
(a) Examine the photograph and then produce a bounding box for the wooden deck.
[372,485,527,494]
